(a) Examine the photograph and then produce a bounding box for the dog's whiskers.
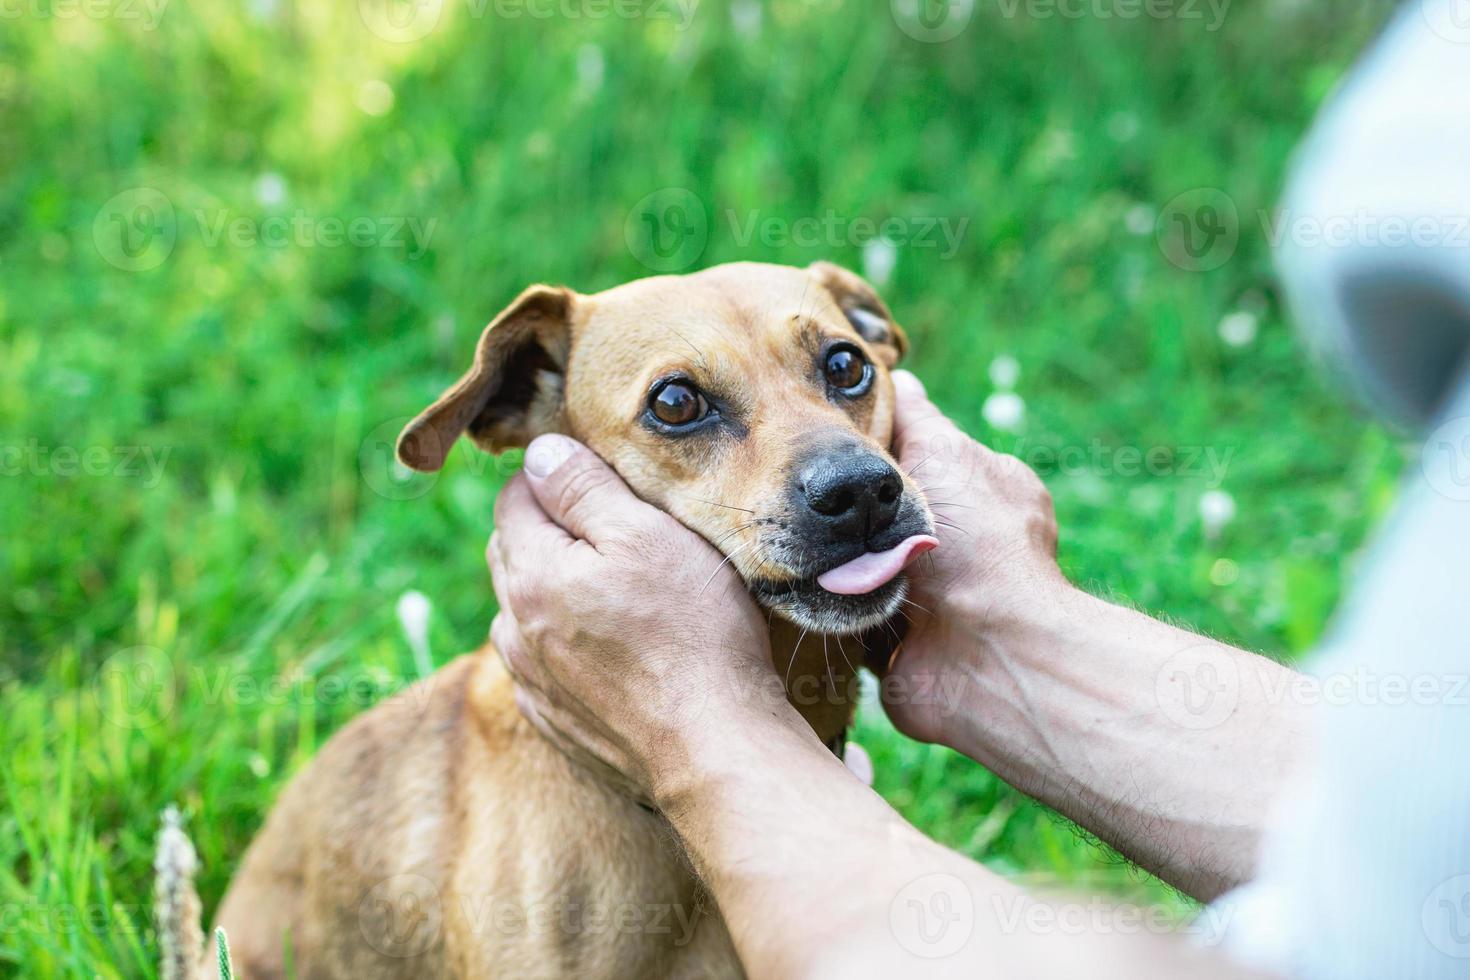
[915,481,981,495]
[834,634,858,677]
[666,325,710,373]
[679,493,757,515]
[784,626,810,693]
[905,449,943,478]
[822,633,835,694]
[711,521,761,548]
[697,540,757,598]
[898,595,934,617]
[931,518,970,537]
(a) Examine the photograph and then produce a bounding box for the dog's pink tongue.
[816,535,940,596]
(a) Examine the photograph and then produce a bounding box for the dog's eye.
[824,345,871,393]
[649,380,708,427]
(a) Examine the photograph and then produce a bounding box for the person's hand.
[880,370,1066,744]
[486,434,779,801]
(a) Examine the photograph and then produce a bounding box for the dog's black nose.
[799,451,903,539]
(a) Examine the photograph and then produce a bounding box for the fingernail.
[524,434,577,478]
[892,369,927,400]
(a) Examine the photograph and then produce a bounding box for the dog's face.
[398,261,935,635]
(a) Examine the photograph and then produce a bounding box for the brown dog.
[214,261,936,978]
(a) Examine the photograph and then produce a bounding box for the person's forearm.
[651,700,1268,980]
[651,702,943,977]
[935,582,1311,901]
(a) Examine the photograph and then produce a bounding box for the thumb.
[890,369,957,464]
[522,434,657,546]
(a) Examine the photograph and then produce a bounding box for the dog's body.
[216,262,932,978]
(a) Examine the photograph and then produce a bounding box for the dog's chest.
[444,666,744,978]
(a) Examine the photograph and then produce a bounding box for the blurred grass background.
[0,0,1408,973]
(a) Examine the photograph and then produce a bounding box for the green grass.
[1,0,1406,974]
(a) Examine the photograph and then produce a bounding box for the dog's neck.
[765,617,892,747]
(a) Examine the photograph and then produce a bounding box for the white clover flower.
[357,79,395,117]
[577,45,605,97]
[988,354,1020,389]
[397,590,433,675]
[982,391,1025,432]
[731,0,762,40]
[1125,203,1156,236]
[1218,311,1259,347]
[253,172,286,207]
[1209,558,1239,586]
[1107,111,1140,143]
[1199,489,1237,539]
[862,238,898,290]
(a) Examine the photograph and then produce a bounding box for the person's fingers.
[521,435,665,548]
[890,370,960,465]
[512,685,561,742]
[891,369,944,426]
[491,610,534,682]
[890,367,928,406]
[491,473,582,566]
[487,534,525,618]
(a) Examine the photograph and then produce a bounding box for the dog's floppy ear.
[808,261,909,366]
[396,284,576,472]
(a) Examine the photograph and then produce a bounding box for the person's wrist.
[648,692,810,815]
[925,569,1082,760]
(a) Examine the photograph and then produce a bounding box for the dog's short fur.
[216,261,934,978]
